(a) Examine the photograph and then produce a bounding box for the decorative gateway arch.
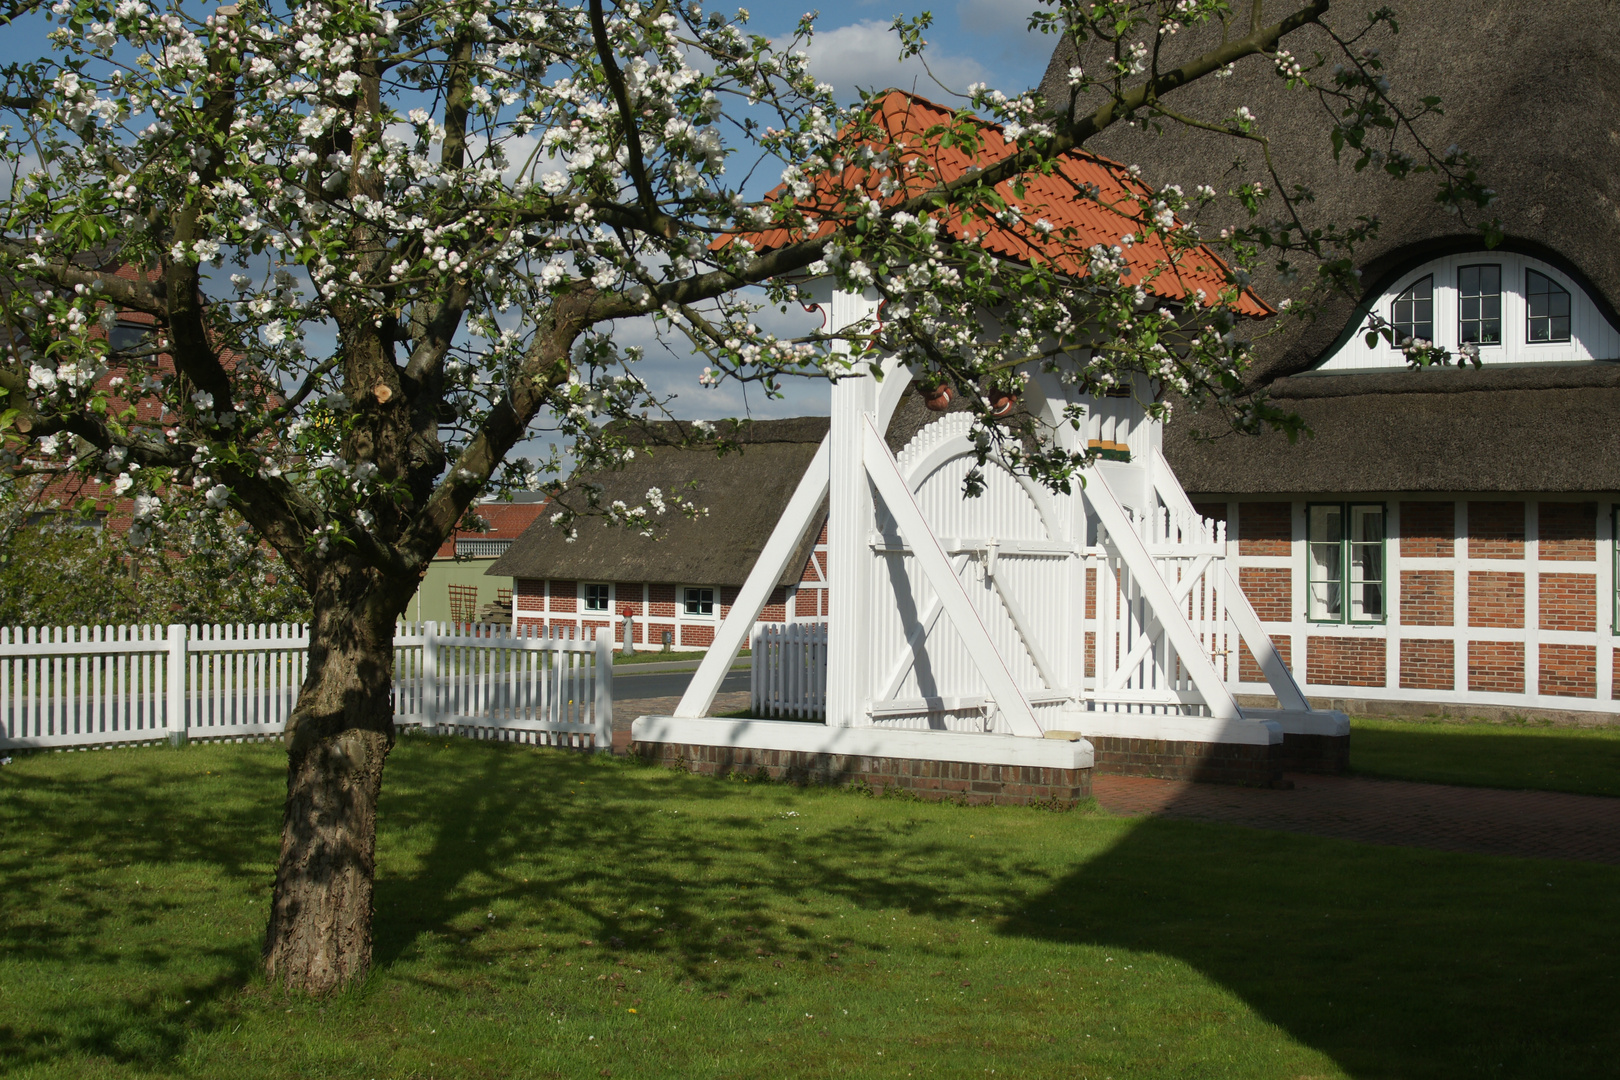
[630,290,1349,801]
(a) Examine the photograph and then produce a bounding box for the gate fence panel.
[0,621,612,753]
[751,622,827,720]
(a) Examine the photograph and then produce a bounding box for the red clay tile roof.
[719,90,1269,318]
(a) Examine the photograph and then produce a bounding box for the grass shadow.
[1006,812,1620,1079]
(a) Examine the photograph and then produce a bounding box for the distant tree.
[0,485,308,627]
[0,0,1495,993]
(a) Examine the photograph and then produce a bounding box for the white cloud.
[788,19,992,102]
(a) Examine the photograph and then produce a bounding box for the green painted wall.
[404,558,512,625]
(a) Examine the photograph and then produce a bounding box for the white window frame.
[1315,251,1619,370]
[680,586,717,619]
[581,582,613,613]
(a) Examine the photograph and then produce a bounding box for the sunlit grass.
[1,736,1616,1078]
[1351,715,1620,796]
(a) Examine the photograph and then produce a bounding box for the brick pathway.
[611,691,750,753]
[1093,772,1620,864]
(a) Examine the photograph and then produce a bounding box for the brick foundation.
[1279,732,1351,775]
[1087,735,1285,786]
[629,741,1092,806]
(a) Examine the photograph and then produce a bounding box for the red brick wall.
[648,583,677,616]
[549,580,577,613]
[1468,571,1524,628]
[1399,639,1454,690]
[1239,567,1292,621]
[1085,567,1097,619]
[1084,631,1096,678]
[1539,502,1597,562]
[1539,644,1596,698]
[760,586,788,623]
[1467,641,1524,693]
[1468,501,1524,559]
[1400,501,1455,558]
[515,578,545,611]
[1539,573,1597,633]
[1239,634,1291,683]
[1238,502,1291,556]
[615,583,644,615]
[1400,570,1454,626]
[1306,637,1385,687]
[682,624,715,647]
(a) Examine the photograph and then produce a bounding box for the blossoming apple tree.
[0,0,1496,993]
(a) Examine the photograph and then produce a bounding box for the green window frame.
[1307,502,1387,624]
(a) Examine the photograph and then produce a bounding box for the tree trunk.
[263,562,400,994]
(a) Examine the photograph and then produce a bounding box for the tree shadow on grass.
[1004,813,1620,1080]
[369,734,1053,993]
[0,743,283,1073]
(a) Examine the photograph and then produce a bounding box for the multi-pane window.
[583,583,611,612]
[1458,264,1502,344]
[108,321,148,352]
[1390,275,1434,343]
[683,587,715,616]
[1307,504,1386,623]
[1526,269,1571,342]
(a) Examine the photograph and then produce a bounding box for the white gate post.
[824,291,885,727]
[593,633,614,752]
[165,623,187,747]
[422,620,440,734]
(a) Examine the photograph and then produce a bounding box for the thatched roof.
[1038,0,1620,383]
[488,418,829,588]
[1165,362,1620,494]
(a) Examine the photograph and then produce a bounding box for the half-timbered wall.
[1200,496,1617,714]
[510,522,830,647]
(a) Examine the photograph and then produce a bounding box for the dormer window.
[1527,269,1571,342]
[1316,250,1619,371]
[1391,275,1433,342]
[1457,264,1502,345]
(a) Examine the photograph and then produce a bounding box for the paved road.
[611,664,749,700]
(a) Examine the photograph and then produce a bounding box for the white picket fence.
[0,621,612,752]
[750,621,828,720]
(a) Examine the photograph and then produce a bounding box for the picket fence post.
[165,623,188,747]
[593,630,613,753]
[421,621,440,734]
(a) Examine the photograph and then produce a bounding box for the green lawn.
[1350,715,1620,797]
[3,738,1618,1079]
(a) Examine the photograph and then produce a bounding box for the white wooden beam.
[1101,553,1213,692]
[674,437,830,718]
[862,417,1044,737]
[1082,467,1243,721]
[1151,448,1311,714]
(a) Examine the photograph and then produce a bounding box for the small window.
[683,587,714,616]
[1390,275,1433,343]
[1458,264,1502,345]
[583,583,611,612]
[108,321,148,352]
[1526,269,1571,343]
[1307,503,1385,623]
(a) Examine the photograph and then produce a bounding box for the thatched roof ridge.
[488,417,830,588]
[1038,0,1620,384]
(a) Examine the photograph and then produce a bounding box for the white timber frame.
[655,287,1341,764]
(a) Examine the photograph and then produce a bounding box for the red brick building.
[1040,8,1620,720]
[489,418,830,647]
